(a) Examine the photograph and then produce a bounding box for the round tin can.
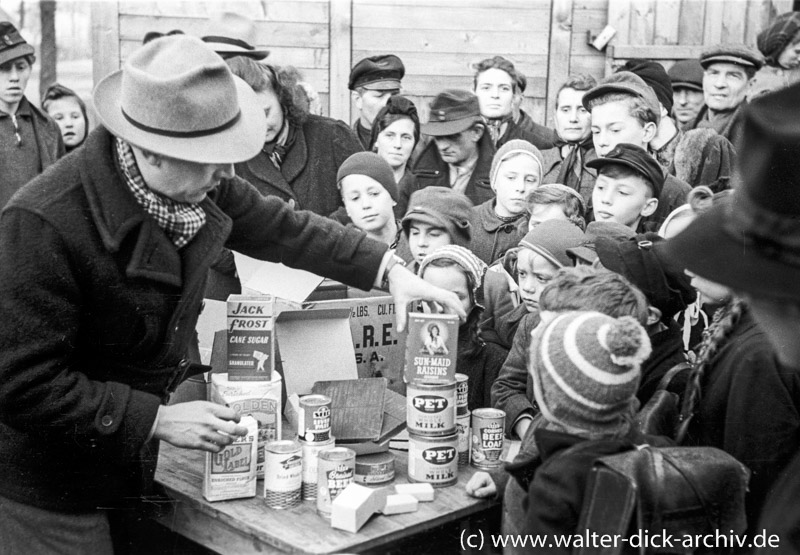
[407,431,458,487]
[298,394,332,443]
[456,411,471,468]
[406,380,456,436]
[355,452,396,485]
[470,408,505,470]
[455,373,469,417]
[300,437,335,500]
[316,447,356,518]
[263,440,302,509]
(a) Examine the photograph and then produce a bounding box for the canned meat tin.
[263,440,302,509]
[300,437,335,501]
[407,431,458,487]
[316,447,356,518]
[406,380,456,436]
[298,394,332,443]
[455,373,469,416]
[355,452,396,485]
[470,408,505,470]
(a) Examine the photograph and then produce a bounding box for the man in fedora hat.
[201,11,270,60]
[0,35,463,552]
[410,89,495,206]
[0,20,64,209]
[660,83,800,543]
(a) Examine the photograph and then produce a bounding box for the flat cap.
[668,59,704,92]
[582,71,661,124]
[586,143,665,199]
[421,89,482,136]
[349,54,405,91]
[699,43,765,70]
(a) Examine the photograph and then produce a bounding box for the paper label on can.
[472,420,504,465]
[409,435,458,486]
[264,452,302,493]
[407,387,455,434]
[404,313,458,384]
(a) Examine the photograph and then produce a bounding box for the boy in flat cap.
[410,89,496,206]
[694,43,765,146]
[0,35,463,552]
[583,72,690,229]
[0,21,64,209]
[668,59,706,132]
[472,56,557,150]
[349,54,405,149]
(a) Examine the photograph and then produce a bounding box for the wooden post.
[329,0,353,123]
[90,1,120,88]
[605,0,631,76]
[546,0,573,128]
[39,0,57,100]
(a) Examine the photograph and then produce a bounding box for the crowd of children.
[3,9,800,554]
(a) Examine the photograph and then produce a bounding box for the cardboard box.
[226,295,277,381]
[404,313,459,384]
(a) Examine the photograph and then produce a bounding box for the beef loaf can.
[298,394,332,443]
[406,380,456,436]
[300,437,335,501]
[317,447,356,519]
[456,411,470,468]
[407,431,458,487]
[355,452,395,486]
[263,440,302,509]
[455,373,469,416]
[470,408,505,470]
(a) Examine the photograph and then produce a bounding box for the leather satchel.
[574,445,750,555]
[633,363,694,441]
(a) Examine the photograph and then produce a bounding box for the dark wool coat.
[409,133,495,207]
[684,309,800,531]
[643,174,692,231]
[456,325,509,412]
[540,143,598,206]
[499,109,559,151]
[234,114,362,216]
[0,127,386,512]
[479,268,519,349]
[469,199,529,266]
[635,321,688,405]
[692,103,748,149]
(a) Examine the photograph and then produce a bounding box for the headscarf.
[368,95,420,151]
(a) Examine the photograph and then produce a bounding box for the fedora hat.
[659,81,800,301]
[93,34,266,164]
[202,11,269,60]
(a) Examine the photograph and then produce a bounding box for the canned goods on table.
[455,373,469,416]
[406,380,456,436]
[355,452,395,486]
[407,431,458,487]
[263,440,302,509]
[456,411,471,468]
[298,394,332,443]
[316,447,356,518]
[300,437,335,501]
[470,408,505,470]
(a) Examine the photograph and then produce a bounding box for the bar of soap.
[381,493,419,515]
[394,483,435,502]
[330,483,388,533]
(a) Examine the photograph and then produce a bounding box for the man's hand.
[387,264,466,332]
[153,401,247,453]
[465,471,497,499]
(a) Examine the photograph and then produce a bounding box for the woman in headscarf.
[750,12,800,99]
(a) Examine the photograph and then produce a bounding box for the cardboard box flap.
[378,388,407,443]
[233,252,324,303]
[312,378,387,442]
[276,308,357,397]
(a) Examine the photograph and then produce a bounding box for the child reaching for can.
[417,245,508,410]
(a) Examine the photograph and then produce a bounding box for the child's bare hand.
[465,471,497,498]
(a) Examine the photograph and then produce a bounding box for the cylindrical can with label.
[456,411,471,468]
[300,437,335,500]
[406,380,456,436]
[470,408,505,470]
[455,373,469,416]
[298,394,332,443]
[407,431,458,487]
[316,447,356,518]
[355,452,395,486]
[263,439,302,509]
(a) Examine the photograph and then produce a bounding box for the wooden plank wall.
[92,0,795,127]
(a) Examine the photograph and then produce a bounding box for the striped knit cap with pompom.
[529,311,652,435]
[418,245,488,308]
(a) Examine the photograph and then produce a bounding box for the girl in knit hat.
[469,139,543,265]
[417,245,508,410]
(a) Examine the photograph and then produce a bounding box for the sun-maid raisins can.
[456,411,471,468]
[470,408,505,470]
[407,431,458,487]
[406,380,456,436]
[263,439,302,509]
[455,373,469,416]
[316,447,356,519]
[298,394,332,443]
[300,437,335,501]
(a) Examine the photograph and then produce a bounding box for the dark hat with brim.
[349,54,405,91]
[582,71,661,123]
[421,89,482,136]
[585,143,665,199]
[0,22,35,66]
[668,59,704,92]
[202,12,269,60]
[94,35,266,164]
[700,43,765,70]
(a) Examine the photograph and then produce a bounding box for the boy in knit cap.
[469,139,543,265]
[418,245,508,409]
[583,72,690,228]
[398,186,473,271]
[337,151,401,247]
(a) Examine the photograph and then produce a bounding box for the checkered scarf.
[115,138,206,248]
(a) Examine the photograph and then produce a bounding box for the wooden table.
[154,442,501,554]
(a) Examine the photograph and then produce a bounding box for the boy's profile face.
[555,87,591,143]
[590,100,656,157]
[493,153,540,218]
[340,174,396,235]
[408,221,452,264]
[517,249,559,313]
[592,171,657,229]
[0,56,32,114]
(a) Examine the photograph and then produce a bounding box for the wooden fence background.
[92,0,793,128]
